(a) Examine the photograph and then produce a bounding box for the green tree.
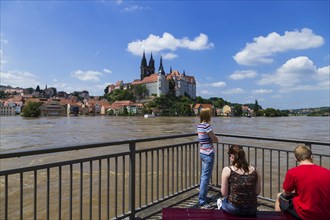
[168,79,176,96]
[36,85,40,92]
[26,87,34,94]
[234,104,243,116]
[22,101,43,117]
[0,91,8,99]
[131,84,147,101]
[254,100,259,116]
[264,108,281,117]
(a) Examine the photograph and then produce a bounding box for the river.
[0,116,329,152]
[0,116,329,219]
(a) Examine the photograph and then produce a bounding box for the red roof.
[131,74,159,85]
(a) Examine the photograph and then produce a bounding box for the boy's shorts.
[279,194,302,219]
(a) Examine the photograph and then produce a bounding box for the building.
[39,99,66,116]
[108,100,143,116]
[110,53,196,99]
[222,105,234,117]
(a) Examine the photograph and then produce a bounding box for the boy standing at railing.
[275,144,330,220]
[197,108,218,208]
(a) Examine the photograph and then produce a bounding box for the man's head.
[294,145,312,162]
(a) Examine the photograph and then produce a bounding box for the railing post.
[129,142,136,220]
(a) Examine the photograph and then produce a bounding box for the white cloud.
[222,88,244,95]
[96,82,112,90]
[115,0,123,5]
[229,70,257,80]
[200,90,214,95]
[0,70,40,88]
[162,53,178,60]
[210,81,226,87]
[316,66,330,79]
[0,34,9,66]
[123,5,145,12]
[0,49,7,65]
[234,28,324,66]
[252,89,273,94]
[71,70,103,82]
[258,56,317,87]
[103,68,112,74]
[0,34,8,44]
[127,32,214,57]
[197,81,226,88]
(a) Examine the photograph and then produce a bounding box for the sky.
[0,0,329,110]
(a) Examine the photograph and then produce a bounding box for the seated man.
[275,145,330,220]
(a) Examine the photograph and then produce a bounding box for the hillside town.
[1,53,251,117]
[0,83,254,117]
[1,53,327,117]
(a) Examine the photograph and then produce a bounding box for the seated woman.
[220,145,261,216]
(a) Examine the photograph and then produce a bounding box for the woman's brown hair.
[229,145,249,173]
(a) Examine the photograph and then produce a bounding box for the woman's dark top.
[228,166,258,207]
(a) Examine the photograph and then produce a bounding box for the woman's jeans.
[222,197,257,216]
[198,152,214,205]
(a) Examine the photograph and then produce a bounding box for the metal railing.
[0,133,329,220]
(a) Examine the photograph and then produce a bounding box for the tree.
[26,87,34,94]
[22,101,43,117]
[254,100,259,116]
[0,91,8,99]
[168,78,176,96]
[36,85,41,92]
[131,84,147,101]
[234,104,243,116]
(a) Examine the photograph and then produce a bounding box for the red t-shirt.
[283,164,330,220]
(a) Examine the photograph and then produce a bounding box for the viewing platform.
[1,133,329,219]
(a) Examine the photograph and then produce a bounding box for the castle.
[108,52,196,99]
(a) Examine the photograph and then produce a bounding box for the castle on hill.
[107,52,196,99]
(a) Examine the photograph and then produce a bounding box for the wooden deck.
[136,187,278,219]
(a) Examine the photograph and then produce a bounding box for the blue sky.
[0,0,329,110]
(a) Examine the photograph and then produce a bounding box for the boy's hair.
[199,108,211,123]
[294,145,312,162]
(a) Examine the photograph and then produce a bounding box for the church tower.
[140,51,148,80]
[140,52,155,80]
[158,56,165,75]
[148,53,155,76]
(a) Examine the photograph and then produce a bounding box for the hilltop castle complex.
[107,52,196,99]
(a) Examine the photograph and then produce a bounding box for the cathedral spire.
[140,51,148,80]
[158,56,165,75]
[146,52,155,76]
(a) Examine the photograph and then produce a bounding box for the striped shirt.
[197,122,214,155]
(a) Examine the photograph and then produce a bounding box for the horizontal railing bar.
[220,142,329,155]
[0,133,197,159]
[1,133,329,159]
[218,133,330,146]
[135,141,199,154]
[0,133,330,159]
[0,151,128,176]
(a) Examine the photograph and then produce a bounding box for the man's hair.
[294,145,312,162]
[200,108,211,123]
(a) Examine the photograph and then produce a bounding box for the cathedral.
[135,52,196,99]
[108,52,196,99]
